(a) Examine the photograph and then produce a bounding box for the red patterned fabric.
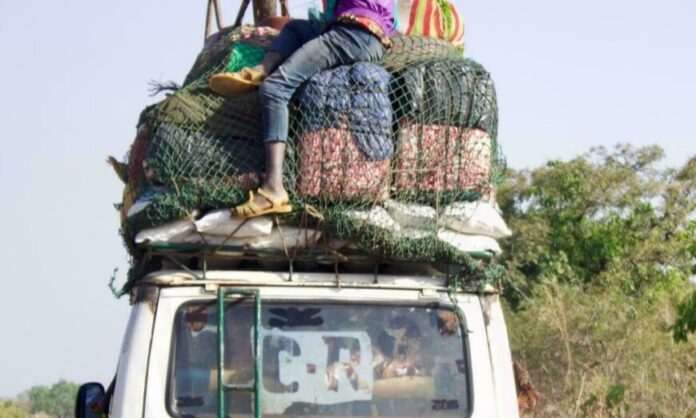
[239,26,280,47]
[297,128,391,202]
[336,15,393,47]
[394,123,491,193]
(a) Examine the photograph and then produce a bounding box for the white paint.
[110,302,155,418]
[261,329,373,414]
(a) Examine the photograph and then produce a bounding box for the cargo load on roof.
[109,15,509,292]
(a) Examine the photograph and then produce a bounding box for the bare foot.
[249,64,267,77]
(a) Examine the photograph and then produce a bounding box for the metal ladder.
[216,288,262,418]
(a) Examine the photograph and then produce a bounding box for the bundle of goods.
[113,22,509,289]
[294,63,392,203]
[296,128,392,202]
[391,59,497,134]
[395,0,465,47]
[313,0,464,46]
[380,34,464,71]
[393,125,491,197]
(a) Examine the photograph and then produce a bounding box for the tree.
[498,144,695,304]
[672,220,696,342]
[23,380,79,418]
[498,145,696,416]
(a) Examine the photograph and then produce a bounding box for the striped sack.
[397,0,464,46]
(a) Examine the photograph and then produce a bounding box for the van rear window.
[168,301,470,417]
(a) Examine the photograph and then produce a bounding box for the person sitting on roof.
[209,0,396,218]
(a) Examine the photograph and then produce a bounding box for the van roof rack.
[126,242,499,293]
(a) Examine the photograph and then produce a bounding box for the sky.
[0,0,694,398]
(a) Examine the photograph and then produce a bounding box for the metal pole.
[253,290,262,418]
[252,0,277,24]
[217,289,225,418]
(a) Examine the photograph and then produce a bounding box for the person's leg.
[257,52,283,76]
[261,25,387,141]
[263,20,326,72]
[249,19,325,76]
[260,140,286,199]
[239,25,385,215]
[210,20,324,96]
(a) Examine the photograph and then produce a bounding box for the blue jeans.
[260,20,386,143]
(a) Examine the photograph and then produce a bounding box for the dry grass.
[506,280,696,418]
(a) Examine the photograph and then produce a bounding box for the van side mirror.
[75,382,105,418]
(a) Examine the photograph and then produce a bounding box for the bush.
[506,279,696,417]
[0,401,29,418]
[499,145,696,416]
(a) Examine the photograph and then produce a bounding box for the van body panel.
[108,273,518,418]
[111,301,156,418]
[481,295,519,418]
[456,295,497,417]
[143,287,213,416]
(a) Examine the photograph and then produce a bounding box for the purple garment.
[324,0,397,36]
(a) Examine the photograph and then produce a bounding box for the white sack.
[195,209,273,238]
[437,229,502,255]
[344,206,400,232]
[127,187,166,218]
[127,196,152,218]
[441,202,512,238]
[135,217,197,244]
[249,227,322,250]
[383,200,436,229]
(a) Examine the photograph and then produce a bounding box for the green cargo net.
[115,25,506,286]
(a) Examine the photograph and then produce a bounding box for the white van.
[76,268,519,418]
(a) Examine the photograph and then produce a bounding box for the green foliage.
[687,222,696,275]
[672,291,696,343]
[500,145,696,416]
[0,401,29,418]
[23,380,79,418]
[671,221,696,342]
[499,145,695,304]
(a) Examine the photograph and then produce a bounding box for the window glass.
[168,300,469,417]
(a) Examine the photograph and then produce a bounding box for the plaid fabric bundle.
[297,128,391,202]
[393,123,491,193]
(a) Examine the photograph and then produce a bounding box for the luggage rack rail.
[128,242,497,292]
